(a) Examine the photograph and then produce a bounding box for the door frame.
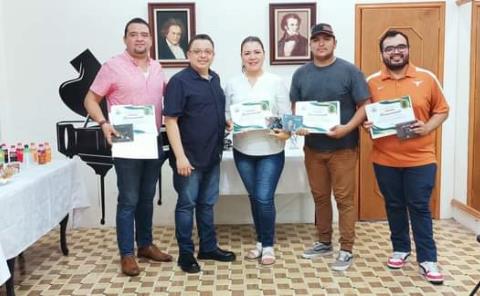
[354,2,446,219]
[468,1,480,207]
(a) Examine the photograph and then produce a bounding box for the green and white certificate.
[295,101,340,133]
[109,104,158,159]
[230,100,272,134]
[365,96,416,139]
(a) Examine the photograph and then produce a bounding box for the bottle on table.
[30,142,38,163]
[38,143,45,165]
[9,145,17,162]
[16,142,24,163]
[3,145,8,163]
[0,144,6,163]
[44,142,51,163]
[23,144,32,168]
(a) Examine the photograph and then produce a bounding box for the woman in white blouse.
[225,36,291,265]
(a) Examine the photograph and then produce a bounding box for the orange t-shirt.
[366,64,449,167]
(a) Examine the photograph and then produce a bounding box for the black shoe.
[178,253,201,273]
[198,247,236,262]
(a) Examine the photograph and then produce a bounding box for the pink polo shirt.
[90,51,166,131]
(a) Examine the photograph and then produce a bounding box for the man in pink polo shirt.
[84,17,172,276]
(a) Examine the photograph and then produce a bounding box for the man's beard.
[383,54,409,71]
[134,48,147,55]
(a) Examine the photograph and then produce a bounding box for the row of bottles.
[0,142,52,166]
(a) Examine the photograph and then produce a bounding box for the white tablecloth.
[0,245,8,286]
[219,139,309,195]
[0,158,89,285]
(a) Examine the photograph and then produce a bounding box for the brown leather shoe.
[137,244,173,262]
[120,255,140,276]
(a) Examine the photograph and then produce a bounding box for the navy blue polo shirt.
[163,66,226,170]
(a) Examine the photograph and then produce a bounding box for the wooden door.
[355,3,445,220]
[468,2,480,211]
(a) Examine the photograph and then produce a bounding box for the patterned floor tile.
[1,220,480,295]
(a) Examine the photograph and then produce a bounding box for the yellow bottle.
[30,143,38,163]
[38,144,45,165]
[44,142,52,163]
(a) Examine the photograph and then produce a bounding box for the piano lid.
[59,49,108,119]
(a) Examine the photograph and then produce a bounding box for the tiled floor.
[2,220,480,295]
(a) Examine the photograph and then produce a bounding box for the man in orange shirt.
[365,30,448,284]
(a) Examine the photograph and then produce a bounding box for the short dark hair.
[161,18,185,37]
[187,34,215,51]
[281,13,301,30]
[379,30,409,52]
[240,36,265,54]
[124,18,150,37]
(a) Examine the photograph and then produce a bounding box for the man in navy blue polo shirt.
[164,34,236,273]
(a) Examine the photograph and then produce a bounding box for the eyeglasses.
[383,44,408,54]
[189,49,214,56]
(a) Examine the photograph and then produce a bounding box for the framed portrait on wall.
[269,3,316,65]
[148,3,195,68]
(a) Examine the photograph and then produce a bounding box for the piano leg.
[60,215,69,256]
[100,175,106,225]
[5,257,15,296]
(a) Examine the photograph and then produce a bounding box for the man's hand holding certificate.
[295,101,340,133]
[230,100,272,134]
[109,105,158,159]
[365,96,416,139]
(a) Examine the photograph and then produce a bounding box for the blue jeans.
[173,164,220,255]
[114,157,162,256]
[233,149,285,247]
[373,163,437,262]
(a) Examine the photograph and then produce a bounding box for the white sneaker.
[419,261,444,285]
[387,251,410,269]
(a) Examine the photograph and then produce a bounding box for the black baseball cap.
[310,23,335,39]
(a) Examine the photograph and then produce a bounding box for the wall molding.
[456,0,473,6]
[452,198,480,219]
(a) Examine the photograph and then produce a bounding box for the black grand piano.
[56,49,169,225]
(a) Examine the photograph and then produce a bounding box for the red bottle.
[16,143,24,163]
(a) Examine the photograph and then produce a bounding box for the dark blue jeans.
[233,149,285,247]
[113,157,162,256]
[373,163,437,262]
[173,164,220,255]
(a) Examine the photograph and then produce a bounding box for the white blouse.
[225,72,291,156]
